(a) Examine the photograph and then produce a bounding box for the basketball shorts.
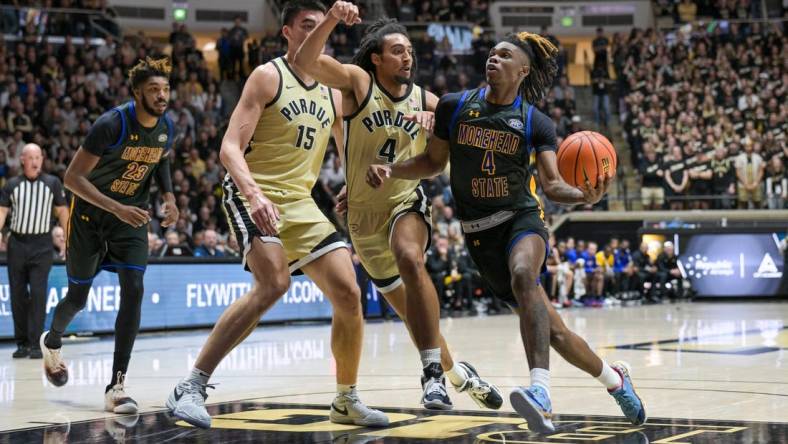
[463,209,549,307]
[222,177,347,275]
[347,186,431,293]
[737,183,763,203]
[65,198,149,284]
[640,186,665,207]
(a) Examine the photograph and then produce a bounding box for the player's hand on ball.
[117,204,151,228]
[250,192,280,236]
[366,164,391,188]
[335,185,348,216]
[328,1,361,25]
[161,199,179,228]
[581,173,612,205]
[404,111,435,133]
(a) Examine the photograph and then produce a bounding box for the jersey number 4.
[377,138,397,164]
[295,125,316,150]
[481,150,496,175]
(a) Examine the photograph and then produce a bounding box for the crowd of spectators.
[607,21,787,209]
[1,0,118,39]
[545,236,687,309]
[653,0,767,25]
[386,0,491,26]
[418,229,689,316]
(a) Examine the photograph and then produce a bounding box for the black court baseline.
[2,402,786,443]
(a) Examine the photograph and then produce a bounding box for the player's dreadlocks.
[351,18,416,76]
[503,32,558,103]
[128,57,172,90]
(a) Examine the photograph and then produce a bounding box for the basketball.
[557,131,617,188]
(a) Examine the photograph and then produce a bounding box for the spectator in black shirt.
[426,236,454,310]
[159,230,194,257]
[710,146,736,209]
[215,28,230,74]
[664,146,689,210]
[631,242,657,302]
[592,28,609,71]
[765,156,786,209]
[228,16,248,79]
[551,108,571,139]
[435,0,452,21]
[639,148,664,210]
[393,0,416,21]
[591,65,611,129]
[454,243,480,314]
[688,149,713,210]
[656,242,682,300]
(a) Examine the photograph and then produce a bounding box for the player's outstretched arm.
[218,64,280,235]
[293,1,367,94]
[65,149,150,227]
[366,136,449,188]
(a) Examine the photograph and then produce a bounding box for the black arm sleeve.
[530,109,557,153]
[49,175,67,206]
[0,179,12,207]
[434,92,464,141]
[156,156,174,194]
[82,110,122,156]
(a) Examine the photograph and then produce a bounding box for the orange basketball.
[556,131,617,188]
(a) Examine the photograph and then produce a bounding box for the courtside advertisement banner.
[0,263,334,339]
[677,232,786,297]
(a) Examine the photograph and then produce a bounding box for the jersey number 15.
[295,125,316,150]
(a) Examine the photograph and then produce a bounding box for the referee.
[0,144,68,359]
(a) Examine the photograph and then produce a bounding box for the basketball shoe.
[510,385,554,433]
[421,362,453,410]
[105,372,138,414]
[40,331,68,386]
[167,379,214,429]
[451,361,503,409]
[329,389,389,427]
[609,361,647,425]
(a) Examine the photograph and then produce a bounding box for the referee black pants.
[8,233,53,348]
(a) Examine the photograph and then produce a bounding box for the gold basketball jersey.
[245,57,336,201]
[344,76,428,208]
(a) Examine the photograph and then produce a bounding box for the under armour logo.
[80,215,89,222]
[130,134,139,141]
[473,239,480,246]
[469,110,480,118]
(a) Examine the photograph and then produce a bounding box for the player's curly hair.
[351,18,416,75]
[502,32,558,103]
[128,57,172,90]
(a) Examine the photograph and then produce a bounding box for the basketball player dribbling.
[368,32,646,433]
[295,1,502,410]
[166,1,387,429]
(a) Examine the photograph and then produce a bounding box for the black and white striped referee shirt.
[0,174,67,235]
